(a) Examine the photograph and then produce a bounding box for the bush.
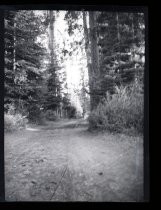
[5,113,28,132]
[35,112,46,125]
[68,106,77,118]
[88,82,143,134]
[44,109,58,121]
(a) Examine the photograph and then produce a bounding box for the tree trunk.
[116,13,121,68]
[49,11,55,67]
[89,12,99,76]
[13,16,16,74]
[49,10,58,97]
[83,11,93,110]
[85,11,100,111]
[10,11,17,108]
[131,14,135,41]
[131,14,136,66]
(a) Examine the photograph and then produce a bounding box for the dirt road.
[5,119,143,201]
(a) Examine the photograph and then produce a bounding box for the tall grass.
[4,104,28,132]
[88,82,144,134]
[4,113,28,132]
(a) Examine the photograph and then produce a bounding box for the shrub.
[28,105,41,122]
[35,112,46,125]
[27,104,46,125]
[88,82,143,134]
[44,109,58,121]
[65,106,77,118]
[68,106,77,118]
[4,113,28,132]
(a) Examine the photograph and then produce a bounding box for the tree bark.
[88,11,100,110]
[116,13,121,67]
[13,16,16,74]
[49,11,55,67]
[82,11,94,111]
[89,12,99,76]
[49,10,58,97]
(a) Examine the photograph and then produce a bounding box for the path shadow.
[41,119,89,130]
[26,119,89,131]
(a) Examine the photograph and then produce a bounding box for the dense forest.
[4,10,145,134]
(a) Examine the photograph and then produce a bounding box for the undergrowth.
[88,82,143,134]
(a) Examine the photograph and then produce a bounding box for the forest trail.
[5,119,143,202]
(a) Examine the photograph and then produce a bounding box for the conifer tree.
[4,10,47,121]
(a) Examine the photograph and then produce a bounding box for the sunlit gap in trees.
[36,10,89,115]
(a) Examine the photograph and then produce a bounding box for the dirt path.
[5,119,143,202]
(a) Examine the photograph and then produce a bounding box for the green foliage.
[88,82,143,134]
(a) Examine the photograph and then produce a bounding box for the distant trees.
[43,11,72,118]
[43,10,61,113]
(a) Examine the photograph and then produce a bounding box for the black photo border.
[0,1,149,208]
